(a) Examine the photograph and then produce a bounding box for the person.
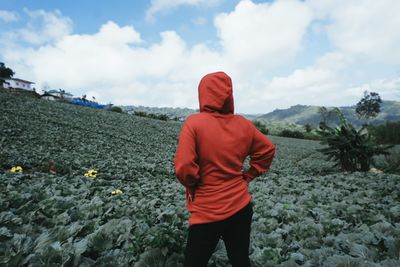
[174,71,275,267]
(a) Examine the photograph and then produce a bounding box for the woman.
[174,71,275,267]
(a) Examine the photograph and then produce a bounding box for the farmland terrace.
[0,90,399,266]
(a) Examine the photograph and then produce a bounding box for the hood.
[198,71,234,114]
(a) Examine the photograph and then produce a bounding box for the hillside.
[122,105,261,121]
[122,101,400,127]
[123,105,196,120]
[258,101,400,126]
[1,90,399,266]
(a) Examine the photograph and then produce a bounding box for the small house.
[2,78,35,90]
[40,92,60,101]
[41,89,74,101]
[46,89,74,100]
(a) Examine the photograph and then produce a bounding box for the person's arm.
[243,125,275,183]
[174,121,200,200]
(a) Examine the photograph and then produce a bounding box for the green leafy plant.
[376,146,400,174]
[109,106,123,113]
[304,123,312,133]
[318,106,337,127]
[368,121,400,145]
[134,111,169,121]
[318,108,390,172]
[0,137,7,168]
[279,129,304,139]
[252,120,269,135]
[355,90,382,122]
[1,90,400,266]
[0,63,15,79]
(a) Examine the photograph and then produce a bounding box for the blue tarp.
[71,99,106,109]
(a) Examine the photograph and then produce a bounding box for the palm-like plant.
[318,108,390,172]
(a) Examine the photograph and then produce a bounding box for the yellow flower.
[84,169,97,178]
[10,166,23,173]
[111,189,123,195]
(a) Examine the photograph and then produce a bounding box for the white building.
[47,89,74,99]
[2,78,35,90]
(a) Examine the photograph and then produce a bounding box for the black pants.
[184,202,253,267]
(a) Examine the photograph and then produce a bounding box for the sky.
[0,0,399,114]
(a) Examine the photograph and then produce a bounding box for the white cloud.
[0,10,19,22]
[14,9,73,45]
[24,22,157,88]
[0,14,212,109]
[360,77,400,101]
[307,0,400,64]
[214,0,313,73]
[1,1,400,114]
[146,0,221,21]
[94,21,142,46]
[255,55,345,110]
[251,52,399,113]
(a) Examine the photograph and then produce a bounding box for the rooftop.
[2,77,35,84]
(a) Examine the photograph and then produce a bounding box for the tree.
[0,63,14,79]
[304,123,312,133]
[318,106,336,127]
[252,120,269,135]
[318,107,328,123]
[0,63,15,87]
[355,90,382,123]
[279,129,304,139]
[110,106,123,113]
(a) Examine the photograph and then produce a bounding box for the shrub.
[279,129,304,139]
[368,121,400,144]
[134,111,169,121]
[317,108,391,172]
[375,146,400,174]
[110,106,123,113]
[252,120,269,135]
[156,114,169,121]
[148,113,168,121]
[134,111,148,117]
[383,147,400,174]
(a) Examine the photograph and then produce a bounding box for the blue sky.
[1,0,220,43]
[1,0,399,113]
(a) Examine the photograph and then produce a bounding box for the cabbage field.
[1,90,399,267]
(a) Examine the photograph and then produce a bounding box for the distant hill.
[122,105,196,120]
[258,101,400,126]
[122,105,260,121]
[122,100,400,126]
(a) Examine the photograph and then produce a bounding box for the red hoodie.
[174,72,275,225]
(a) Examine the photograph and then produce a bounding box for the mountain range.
[123,100,400,126]
[259,101,400,126]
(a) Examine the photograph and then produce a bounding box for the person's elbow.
[173,157,186,183]
[270,143,276,156]
[265,142,275,158]
[174,158,199,187]
[261,142,275,168]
